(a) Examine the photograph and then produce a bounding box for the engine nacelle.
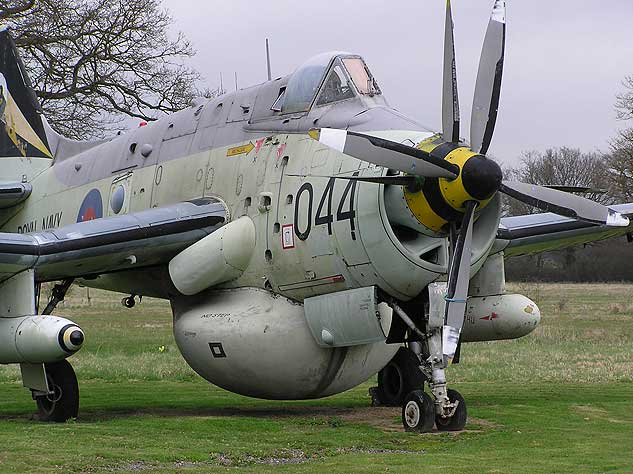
[172,288,399,400]
[461,293,540,342]
[0,315,84,364]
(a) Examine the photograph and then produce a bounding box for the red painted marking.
[331,275,345,283]
[82,207,97,221]
[480,312,499,321]
[255,138,265,154]
[277,143,287,159]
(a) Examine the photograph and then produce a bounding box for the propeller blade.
[443,200,477,362]
[470,0,506,155]
[442,0,460,143]
[286,174,419,187]
[543,185,606,195]
[312,129,460,179]
[500,181,630,227]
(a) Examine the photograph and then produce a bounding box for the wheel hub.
[404,400,420,427]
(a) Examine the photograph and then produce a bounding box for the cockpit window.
[271,87,286,112]
[342,57,381,96]
[282,53,333,114]
[316,64,355,106]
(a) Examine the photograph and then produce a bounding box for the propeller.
[442,0,460,144]
[469,0,506,155]
[443,200,477,361]
[499,181,629,226]
[312,128,459,179]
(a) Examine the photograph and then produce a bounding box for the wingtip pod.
[606,209,630,228]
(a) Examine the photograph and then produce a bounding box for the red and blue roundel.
[77,189,103,222]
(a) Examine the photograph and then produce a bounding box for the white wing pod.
[0,315,84,364]
[461,293,540,342]
[169,216,256,296]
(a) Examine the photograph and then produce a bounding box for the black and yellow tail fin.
[0,27,52,159]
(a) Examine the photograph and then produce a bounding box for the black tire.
[35,360,79,422]
[402,390,435,433]
[435,389,467,431]
[376,347,426,406]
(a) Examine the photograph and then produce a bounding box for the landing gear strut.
[382,288,468,432]
[33,360,79,422]
[31,279,80,422]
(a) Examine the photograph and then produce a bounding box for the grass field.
[0,283,632,473]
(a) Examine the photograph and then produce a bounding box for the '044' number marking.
[294,172,358,242]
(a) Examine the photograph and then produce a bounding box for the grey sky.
[162,0,633,167]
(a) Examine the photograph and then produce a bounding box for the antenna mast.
[266,38,272,81]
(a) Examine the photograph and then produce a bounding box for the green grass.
[0,283,632,473]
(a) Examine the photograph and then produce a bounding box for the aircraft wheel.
[122,296,135,308]
[376,347,425,406]
[402,390,435,433]
[435,389,467,431]
[34,360,79,422]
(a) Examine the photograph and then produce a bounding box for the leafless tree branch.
[3,0,209,139]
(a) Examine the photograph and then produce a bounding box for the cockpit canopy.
[279,52,381,114]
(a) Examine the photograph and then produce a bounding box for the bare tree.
[2,0,205,139]
[0,1,35,20]
[615,75,633,121]
[606,76,633,201]
[503,147,613,217]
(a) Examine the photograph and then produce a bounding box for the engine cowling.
[0,315,84,363]
[172,287,398,400]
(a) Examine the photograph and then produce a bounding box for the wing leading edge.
[0,199,227,284]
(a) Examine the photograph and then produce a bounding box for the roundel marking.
[77,188,103,222]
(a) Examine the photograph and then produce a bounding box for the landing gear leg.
[418,323,467,431]
[42,278,74,315]
[33,360,79,422]
[391,289,468,432]
[31,279,80,422]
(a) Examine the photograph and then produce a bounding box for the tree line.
[504,77,633,281]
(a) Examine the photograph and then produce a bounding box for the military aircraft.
[0,0,631,432]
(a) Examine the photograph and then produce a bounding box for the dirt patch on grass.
[79,405,495,435]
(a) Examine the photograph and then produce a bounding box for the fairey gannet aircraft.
[0,1,631,432]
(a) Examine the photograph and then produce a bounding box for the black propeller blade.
[442,0,460,144]
[499,181,629,226]
[443,200,477,362]
[470,0,506,155]
[313,129,459,179]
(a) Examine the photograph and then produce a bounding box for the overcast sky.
[162,0,633,167]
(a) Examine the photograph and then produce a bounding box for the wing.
[0,199,226,284]
[496,203,633,257]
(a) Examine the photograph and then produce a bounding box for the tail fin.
[0,27,52,158]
